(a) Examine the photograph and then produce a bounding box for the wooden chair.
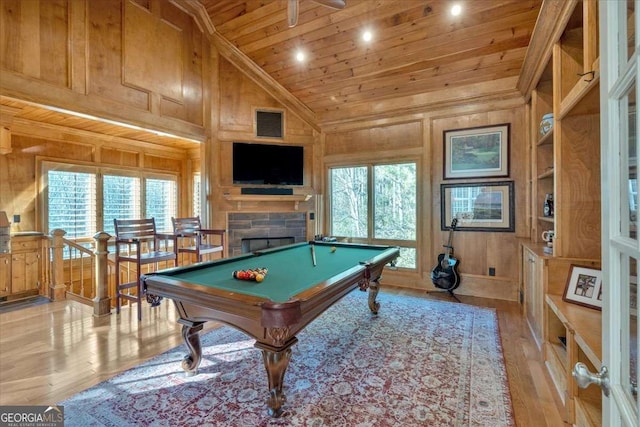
[172,216,225,264]
[114,218,176,321]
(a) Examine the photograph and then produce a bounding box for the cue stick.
[310,243,317,266]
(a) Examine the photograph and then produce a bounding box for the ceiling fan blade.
[288,0,298,28]
[312,0,346,9]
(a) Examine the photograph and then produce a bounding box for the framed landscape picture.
[443,123,510,179]
[440,181,514,232]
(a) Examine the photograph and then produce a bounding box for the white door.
[597,1,639,426]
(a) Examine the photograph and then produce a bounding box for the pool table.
[141,241,399,417]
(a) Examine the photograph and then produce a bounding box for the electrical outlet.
[488,267,496,276]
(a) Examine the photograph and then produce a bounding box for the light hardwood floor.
[0,288,568,426]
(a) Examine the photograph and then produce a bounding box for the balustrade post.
[93,231,111,317]
[49,229,67,301]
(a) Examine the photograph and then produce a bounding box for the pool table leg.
[255,337,298,417]
[177,318,204,376]
[367,278,381,314]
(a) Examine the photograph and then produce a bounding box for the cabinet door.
[0,255,10,296]
[11,251,40,293]
[523,248,544,349]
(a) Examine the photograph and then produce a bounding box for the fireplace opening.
[241,236,295,253]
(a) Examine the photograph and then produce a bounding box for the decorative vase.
[539,113,554,137]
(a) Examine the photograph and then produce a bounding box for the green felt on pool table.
[163,243,391,302]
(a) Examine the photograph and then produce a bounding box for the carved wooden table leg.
[255,337,298,417]
[177,318,204,376]
[367,278,381,314]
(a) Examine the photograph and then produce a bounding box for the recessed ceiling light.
[451,4,462,16]
[362,30,373,42]
[295,50,306,62]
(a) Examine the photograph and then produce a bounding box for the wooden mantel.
[223,194,312,210]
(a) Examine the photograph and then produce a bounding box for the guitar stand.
[427,289,461,303]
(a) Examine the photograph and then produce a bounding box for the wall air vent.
[256,110,283,138]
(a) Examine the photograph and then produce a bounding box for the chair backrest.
[172,217,202,235]
[114,218,158,242]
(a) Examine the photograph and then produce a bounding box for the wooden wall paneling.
[142,154,182,172]
[100,147,139,168]
[324,121,422,156]
[69,0,88,94]
[218,142,233,188]
[0,0,68,86]
[160,1,205,125]
[2,137,42,232]
[429,106,525,300]
[38,0,69,86]
[1,0,208,142]
[88,0,148,110]
[217,57,318,141]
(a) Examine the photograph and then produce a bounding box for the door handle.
[572,362,610,397]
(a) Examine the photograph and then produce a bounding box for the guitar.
[430,218,460,291]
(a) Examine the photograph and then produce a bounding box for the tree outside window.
[329,162,417,268]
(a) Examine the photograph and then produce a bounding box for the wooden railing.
[48,229,112,317]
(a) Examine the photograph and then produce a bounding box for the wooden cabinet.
[521,241,599,352]
[8,234,45,298]
[523,243,545,349]
[0,254,10,297]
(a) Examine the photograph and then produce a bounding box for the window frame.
[326,158,419,270]
[39,160,179,239]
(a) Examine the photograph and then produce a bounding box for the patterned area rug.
[59,292,514,426]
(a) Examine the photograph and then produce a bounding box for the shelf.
[537,216,555,223]
[546,294,602,366]
[224,194,312,210]
[537,129,554,146]
[537,169,554,180]
[559,70,600,118]
[549,340,568,369]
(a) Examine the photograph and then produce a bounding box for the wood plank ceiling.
[201,0,543,125]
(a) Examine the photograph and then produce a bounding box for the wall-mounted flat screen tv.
[232,142,304,186]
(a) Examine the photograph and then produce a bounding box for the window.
[47,170,97,239]
[103,175,140,235]
[145,178,177,232]
[43,162,177,239]
[329,162,417,268]
[330,166,368,238]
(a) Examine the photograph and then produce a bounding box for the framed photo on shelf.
[443,123,510,179]
[563,265,603,310]
[440,181,514,232]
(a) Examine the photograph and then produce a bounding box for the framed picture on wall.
[440,181,515,232]
[563,265,603,310]
[443,123,510,179]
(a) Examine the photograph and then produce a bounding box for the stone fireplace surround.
[227,212,307,257]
